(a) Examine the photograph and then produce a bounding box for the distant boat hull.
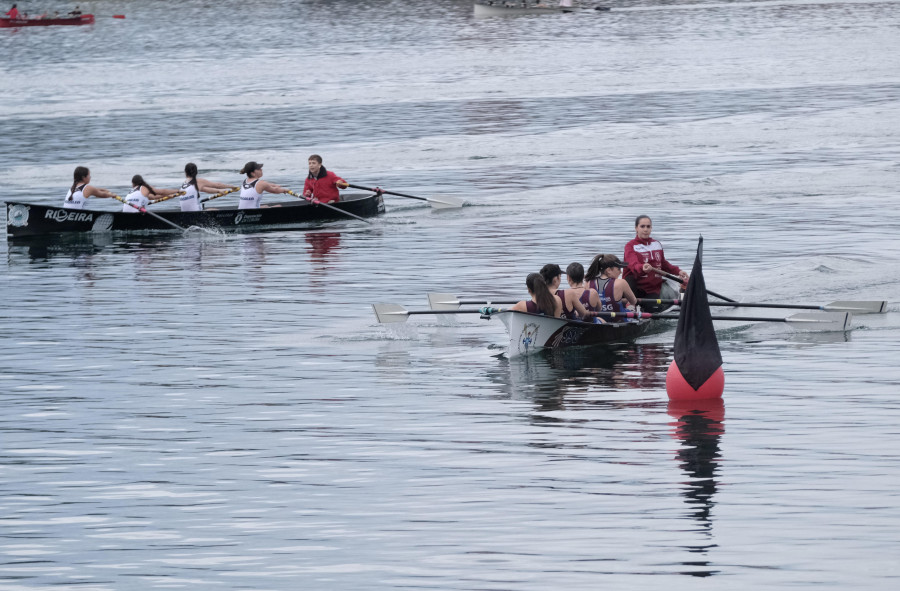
[5,193,385,238]
[0,14,95,27]
[474,3,571,17]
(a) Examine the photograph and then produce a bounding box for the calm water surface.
[2,0,900,588]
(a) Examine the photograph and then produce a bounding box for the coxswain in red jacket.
[622,215,689,297]
[5,4,19,18]
[303,154,347,204]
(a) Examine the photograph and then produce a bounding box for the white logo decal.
[7,204,30,227]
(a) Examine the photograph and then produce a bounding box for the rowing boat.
[0,14,95,27]
[489,309,667,356]
[425,282,680,356]
[5,193,384,238]
[474,2,571,17]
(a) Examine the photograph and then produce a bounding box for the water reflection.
[305,231,342,293]
[667,397,725,577]
[488,343,673,409]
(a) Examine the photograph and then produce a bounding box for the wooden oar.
[346,183,465,209]
[653,269,736,302]
[111,194,187,231]
[147,191,186,205]
[375,304,853,331]
[374,304,503,323]
[199,186,241,204]
[427,293,514,310]
[286,190,372,224]
[593,310,853,330]
[636,298,887,314]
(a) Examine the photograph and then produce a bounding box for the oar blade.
[824,300,887,314]
[427,195,466,209]
[786,312,852,331]
[427,293,460,311]
[373,303,410,323]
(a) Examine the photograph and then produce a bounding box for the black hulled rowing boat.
[5,193,384,238]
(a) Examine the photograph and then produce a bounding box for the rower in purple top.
[585,253,638,321]
[539,263,596,321]
[563,261,602,316]
[511,272,563,317]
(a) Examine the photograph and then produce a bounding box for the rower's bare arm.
[85,186,116,199]
[571,295,592,319]
[199,178,234,191]
[511,301,529,313]
[618,279,638,306]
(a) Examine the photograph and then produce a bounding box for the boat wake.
[185,226,228,239]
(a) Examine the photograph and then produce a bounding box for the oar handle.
[287,190,372,224]
[653,269,736,303]
[200,186,240,204]
[112,194,186,231]
[149,190,186,205]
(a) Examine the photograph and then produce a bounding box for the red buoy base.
[666,361,724,401]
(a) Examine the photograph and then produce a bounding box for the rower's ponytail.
[184,162,199,192]
[585,254,604,282]
[69,166,89,199]
[131,174,157,196]
[526,273,557,317]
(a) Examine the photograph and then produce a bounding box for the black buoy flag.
[673,237,723,391]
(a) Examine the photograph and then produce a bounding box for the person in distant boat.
[69,6,81,16]
[239,161,287,209]
[585,254,638,319]
[122,175,180,213]
[623,215,689,299]
[303,154,348,204]
[63,166,116,209]
[540,263,596,320]
[179,162,236,212]
[511,272,563,317]
[5,4,18,19]
[563,261,603,316]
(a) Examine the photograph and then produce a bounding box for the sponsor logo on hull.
[45,209,95,223]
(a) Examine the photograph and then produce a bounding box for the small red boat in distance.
[0,14,95,27]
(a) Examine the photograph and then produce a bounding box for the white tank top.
[122,187,150,213]
[63,183,87,209]
[180,180,201,211]
[239,179,262,209]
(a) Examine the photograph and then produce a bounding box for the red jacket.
[303,167,345,204]
[623,236,681,294]
[6,7,19,18]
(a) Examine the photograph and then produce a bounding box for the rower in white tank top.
[239,179,263,209]
[63,183,88,209]
[122,186,150,213]
[180,180,202,211]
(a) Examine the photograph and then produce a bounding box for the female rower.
[122,175,181,213]
[540,263,595,321]
[239,161,288,209]
[511,272,563,317]
[63,166,116,209]
[586,254,638,319]
[563,261,602,315]
[180,162,237,212]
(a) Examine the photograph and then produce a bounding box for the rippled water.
[2,0,900,588]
